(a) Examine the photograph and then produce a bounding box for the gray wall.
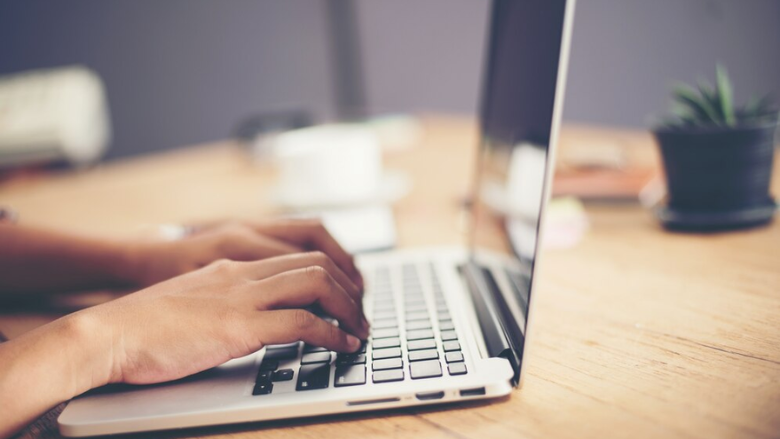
[564,0,780,127]
[0,1,338,159]
[1,0,778,160]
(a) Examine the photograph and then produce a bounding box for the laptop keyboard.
[252,263,468,396]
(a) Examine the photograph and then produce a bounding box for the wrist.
[58,309,120,394]
[0,309,118,437]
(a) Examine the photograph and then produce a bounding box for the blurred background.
[1,0,778,161]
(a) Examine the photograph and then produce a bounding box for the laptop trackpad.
[62,353,258,421]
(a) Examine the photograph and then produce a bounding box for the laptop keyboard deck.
[252,263,468,395]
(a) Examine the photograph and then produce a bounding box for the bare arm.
[0,252,368,439]
[0,219,363,296]
[0,224,135,295]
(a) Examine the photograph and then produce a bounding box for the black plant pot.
[652,122,778,231]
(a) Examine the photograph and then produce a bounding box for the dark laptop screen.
[470,0,569,355]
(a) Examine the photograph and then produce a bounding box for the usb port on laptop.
[459,387,486,397]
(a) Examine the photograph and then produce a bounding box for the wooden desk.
[1,117,779,439]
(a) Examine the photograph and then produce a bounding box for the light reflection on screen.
[470,0,567,332]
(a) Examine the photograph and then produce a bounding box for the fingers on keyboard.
[254,264,470,397]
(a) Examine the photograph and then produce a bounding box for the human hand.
[81,251,368,385]
[0,251,367,437]
[124,219,363,290]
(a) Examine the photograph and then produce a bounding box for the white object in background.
[286,205,397,254]
[365,114,424,152]
[271,124,410,209]
[0,66,111,167]
[273,124,380,207]
[480,143,546,220]
[322,205,397,254]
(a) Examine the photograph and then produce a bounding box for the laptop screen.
[469,0,570,381]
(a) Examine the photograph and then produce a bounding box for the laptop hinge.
[461,261,523,386]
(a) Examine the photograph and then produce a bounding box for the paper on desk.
[287,205,397,254]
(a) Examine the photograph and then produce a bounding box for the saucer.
[269,170,412,211]
[654,200,777,231]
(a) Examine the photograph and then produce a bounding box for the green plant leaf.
[673,83,721,125]
[743,94,760,114]
[697,79,724,122]
[716,64,736,127]
[741,94,778,122]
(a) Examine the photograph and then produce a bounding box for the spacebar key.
[297,364,330,390]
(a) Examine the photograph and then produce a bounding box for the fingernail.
[346,334,361,351]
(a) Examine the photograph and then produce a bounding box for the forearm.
[0,224,137,296]
[0,312,114,439]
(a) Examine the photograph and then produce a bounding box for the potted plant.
[653,65,779,231]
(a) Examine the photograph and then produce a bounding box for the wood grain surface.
[0,116,778,439]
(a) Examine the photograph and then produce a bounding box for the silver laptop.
[59,0,576,435]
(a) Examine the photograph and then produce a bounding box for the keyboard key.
[374,297,395,312]
[374,310,397,320]
[406,329,434,340]
[443,341,461,352]
[403,288,423,297]
[405,311,430,321]
[252,380,273,395]
[407,339,437,351]
[439,321,455,331]
[272,369,294,381]
[264,346,299,361]
[410,360,443,379]
[372,319,398,329]
[448,362,467,375]
[440,330,458,341]
[445,352,464,363]
[303,344,328,353]
[438,312,451,321]
[444,351,463,363]
[259,360,279,371]
[372,347,402,360]
[336,353,366,366]
[372,358,403,371]
[372,337,401,349]
[409,349,439,362]
[301,352,332,364]
[256,370,272,382]
[404,297,426,306]
[406,320,432,330]
[372,328,400,339]
[335,365,366,387]
[297,363,331,390]
[405,303,429,313]
[266,342,300,350]
[373,369,405,383]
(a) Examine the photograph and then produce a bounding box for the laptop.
[58,0,576,435]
